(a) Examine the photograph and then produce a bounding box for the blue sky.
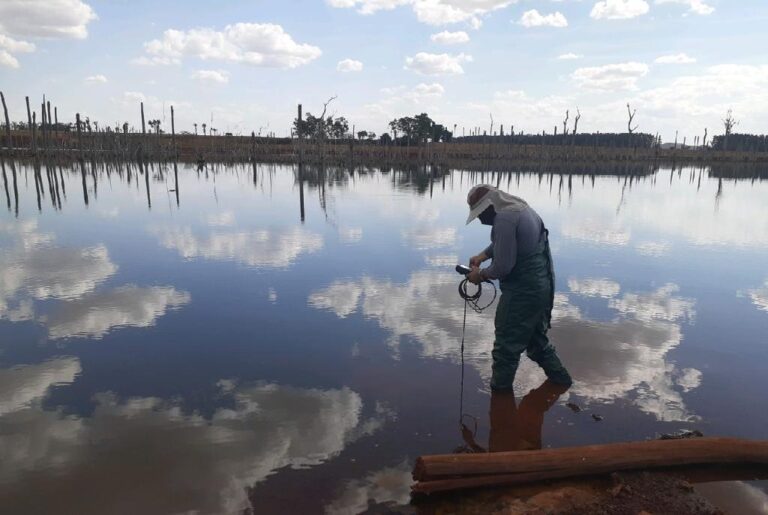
[1,0,767,140]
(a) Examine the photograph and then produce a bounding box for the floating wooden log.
[412,438,768,494]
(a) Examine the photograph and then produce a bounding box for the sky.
[0,0,767,140]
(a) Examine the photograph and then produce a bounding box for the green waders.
[490,229,572,391]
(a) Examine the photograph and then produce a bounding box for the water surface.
[1,161,767,513]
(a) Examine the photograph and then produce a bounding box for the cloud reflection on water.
[745,280,768,313]
[568,278,621,299]
[0,221,189,341]
[325,462,412,515]
[45,285,191,339]
[400,226,456,250]
[0,358,81,416]
[153,225,323,268]
[309,271,701,421]
[0,369,391,514]
[0,221,117,321]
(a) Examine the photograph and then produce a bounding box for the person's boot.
[543,364,573,386]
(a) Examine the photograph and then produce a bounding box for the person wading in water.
[465,184,572,390]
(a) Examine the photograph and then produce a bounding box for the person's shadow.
[459,379,571,453]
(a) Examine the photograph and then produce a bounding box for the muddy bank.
[368,472,726,514]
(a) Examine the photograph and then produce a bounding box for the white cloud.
[0,221,117,321]
[327,0,515,27]
[0,380,391,514]
[191,69,229,83]
[206,211,236,226]
[0,50,19,68]
[412,82,445,97]
[562,217,631,245]
[0,34,35,68]
[590,0,650,20]
[138,23,322,69]
[746,280,768,314]
[365,82,446,117]
[131,55,179,66]
[568,278,621,298]
[113,91,190,118]
[400,226,456,249]
[655,0,714,15]
[0,358,81,415]
[339,227,364,243]
[413,0,516,26]
[309,282,364,318]
[635,241,671,256]
[571,61,649,90]
[654,53,696,64]
[484,89,571,124]
[153,226,324,269]
[326,0,411,15]
[46,285,191,339]
[0,0,97,39]
[325,463,412,514]
[84,74,107,83]
[424,254,458,267]
[337,58,363,72]
[557,52,583,60]
[634,65,768,137]
[404,52,472,75]
[609,283,696,324]
[430,30,470,45]
[0,34,35,53]
[519,9,568,28]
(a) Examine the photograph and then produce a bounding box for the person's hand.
[467,267,482,285]
[469,253,487,268]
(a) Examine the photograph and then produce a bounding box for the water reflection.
[0,378,392,514]
[745,280,768,313]
[309,273,701,421]
[401,226,456,250]
[325,463,413,515]
[567,278,621,299]
[634,241,671,257]
[562,218,631,246]
[0,220,116,321]
[46,285,190,339]
[1,160,767,513]
[459,380,569,453]
[153,226,323,269]
[0,358,81,415]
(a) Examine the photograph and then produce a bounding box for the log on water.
[412,438,768,494]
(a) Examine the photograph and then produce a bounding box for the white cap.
[465,184,494,225]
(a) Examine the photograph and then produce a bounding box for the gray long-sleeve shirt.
[480,206,544,281]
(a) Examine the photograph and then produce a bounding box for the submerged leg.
[526,316,572,386]
[491,291,539,391]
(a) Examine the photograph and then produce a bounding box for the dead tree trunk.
[31,112,37,156]
[25,96,35,153]
[170,105,176,158]
[76,113,84,160]
[46,101,52,150]
[140,101,146,159]
[626,103,638,149]
[562,110,569,136]
[40,101,47,154]
[0,91,10,149]
[573,108,581,135]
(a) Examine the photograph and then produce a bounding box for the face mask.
[479,206,496,225]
